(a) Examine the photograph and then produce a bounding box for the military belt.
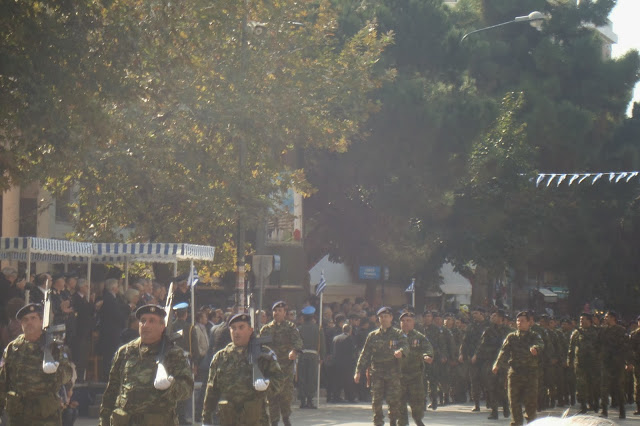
[302,350,318,355]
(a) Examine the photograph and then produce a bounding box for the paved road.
[76,401,640,425]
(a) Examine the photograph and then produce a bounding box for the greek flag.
[189,265,199,287]
[315,273,327,296]
[405,279,415,293]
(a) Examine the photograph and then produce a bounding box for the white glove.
[253,378,270,391]
[42,361,59,374]
[154,363,175,390]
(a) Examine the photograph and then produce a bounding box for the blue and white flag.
[188,264,199,287]
[315,272,327,296]
[405,278,415,293]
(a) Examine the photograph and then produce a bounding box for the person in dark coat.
[69,278,95,382]
[331,323,358,403]
[97,278,128,381]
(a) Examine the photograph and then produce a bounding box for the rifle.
[248,294,272,391]
[154,282,183,390]
[42,279,66,374]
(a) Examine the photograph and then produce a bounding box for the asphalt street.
[75,401,640,425]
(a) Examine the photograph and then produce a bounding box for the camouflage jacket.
[599,324,630,367]
[630,328,640,366]
[422,324,441,359]
[493,330,544,372]
[475,324,510,364]
[356,326,408,373]
[0,333,73,415]
[98,337,193,425]
[259,320,303,367]
[568,327,599,369]
[460,320,487,360]
[202,341,284,422]
[400,329,433,378]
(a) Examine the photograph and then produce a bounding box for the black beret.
[272,300,287,311]
[399,311,415,320]
[229,313,251,326]
[606,310,618,318]
[334,313,346,322]
[516,311,529,318]
[376,307,393,316]
[16,303,43,320]
[135,304,167,320]
[432,311,443,318]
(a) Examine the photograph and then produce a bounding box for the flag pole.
[412,278,416,308]
[317,289,323,408]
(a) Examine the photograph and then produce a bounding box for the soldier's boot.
[634,403,640,415]
[578,403,588,414]
[600,406,608,418]
[620,404,626,419]
[307,398,317,409]
[472,401,480,412]
[503,401,510,418]
[570,394,575,406]
[488,409,499,420]
[415,421,425,426]
[283,417,292,426]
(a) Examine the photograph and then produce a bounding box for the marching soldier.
[599,310,630,419]
[629,315,640,415]
[99,304,193,425]
[459,306,487,412]
[398,310,433,426]
[259,301,303,426]
[567,312,600,414]
[492,311,544,426]
[354,307,408,426]
[202,313,284,426]
[421,310,440,410]
[474,309,510,420]
[0,303,73,425]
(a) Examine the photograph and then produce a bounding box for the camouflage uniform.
[530,323,550,409]
[0,334,73,426]
[629,327,640,413]
[438,325,456,405]
[493,330,544,426]
[460,319,487,409]
[561,326,576,406]
[259,319,302,424]
[99,337,194,426]
[448,325,466,402]
[202,341,284,425]
[475,323,510,416]
[355,326,408,426]
[599,322,629,417]
[567,326,599,411]
[553,327,569,406]
[398,329,433,426]
[422,323,441,409]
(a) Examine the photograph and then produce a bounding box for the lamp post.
[461,11,545,42]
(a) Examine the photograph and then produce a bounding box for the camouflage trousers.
[370,363,402,426]
[575,365,598,406]
[634,364,640,405]
[507,368,538,426]
[7,412,62,426]
[398,375,425,426]
[268,361,294,423]
[483,363,506,411]
[600,364,625,412]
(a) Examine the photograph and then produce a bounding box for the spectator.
[70,278,95,382]
[98,278,128,381]
[120,313,140,344]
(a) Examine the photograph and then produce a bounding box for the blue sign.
[359,266,381,280]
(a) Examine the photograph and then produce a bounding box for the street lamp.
[461,11,545,42]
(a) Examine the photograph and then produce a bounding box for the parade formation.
[3,264,640,426]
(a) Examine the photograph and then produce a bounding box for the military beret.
[399,311,415,320]
[172,302,189,311]
[16,303,43,320]
[272,300,287,311]
[605,310,618,318]
[229,313,251,326]
[579,312,593,319]
[516,311,529,318]
[376,307,393,316]
[135,304,167,320]
[301,306,316,315]
[443,313,455,319]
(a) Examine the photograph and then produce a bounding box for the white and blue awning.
[0,238,215,264]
